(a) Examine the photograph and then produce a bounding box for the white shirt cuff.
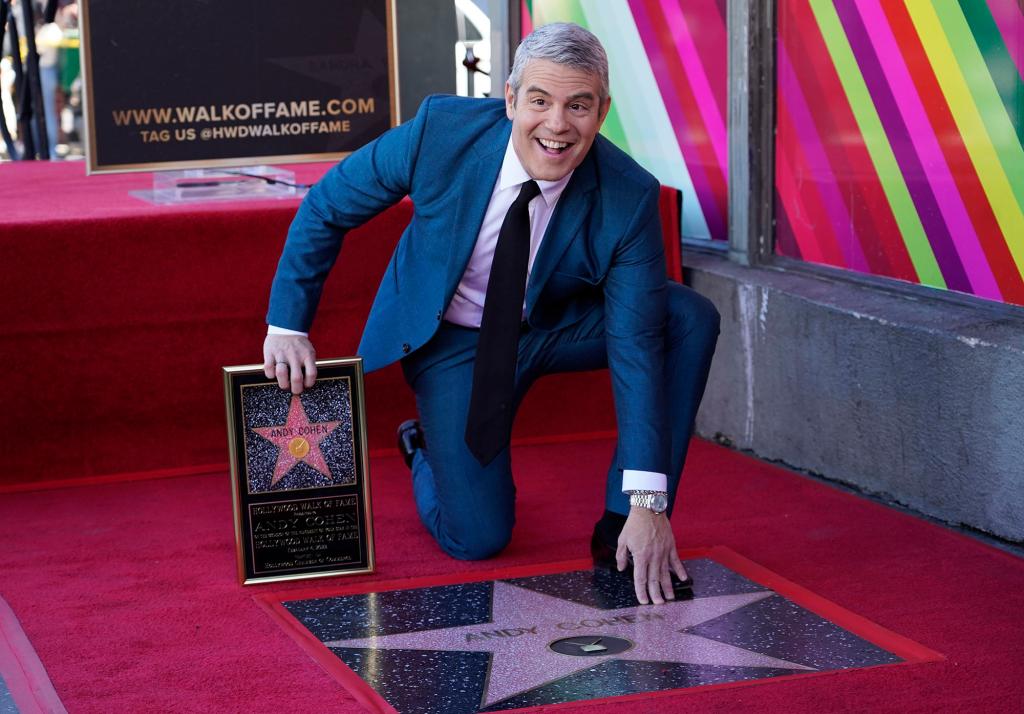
[622,469,667,493]
[267,325,308,337]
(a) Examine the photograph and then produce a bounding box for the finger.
[263,347,276,379]
[303,352,317,388]
[275,361,290,390]
[646,554,666,605]
[670,550,688,583]
[289,357,305,394]
[648,577,666,606]
[633,558,650,605]
[615,539,629,572]
[659,562,675,602]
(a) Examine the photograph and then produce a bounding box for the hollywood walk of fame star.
[324,581,814,708]
[252,394,341,486]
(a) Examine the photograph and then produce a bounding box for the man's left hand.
[616,508,688,605]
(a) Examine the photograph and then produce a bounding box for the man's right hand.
[263,334,317,394]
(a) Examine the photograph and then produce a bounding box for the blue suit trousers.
[400,282,720,560]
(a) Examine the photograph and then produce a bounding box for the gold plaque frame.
[223,358,374,585]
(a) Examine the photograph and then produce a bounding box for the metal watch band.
[628,490,668,512]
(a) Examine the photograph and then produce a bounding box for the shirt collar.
[497,136,573,207]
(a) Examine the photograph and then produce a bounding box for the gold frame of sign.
[223,358,375,584]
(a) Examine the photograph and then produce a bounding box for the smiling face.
[505,59,611,182]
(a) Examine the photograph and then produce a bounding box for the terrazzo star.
[323,581,811,708]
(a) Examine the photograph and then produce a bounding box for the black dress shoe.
[397,419,425,470]
[590,524,694,599]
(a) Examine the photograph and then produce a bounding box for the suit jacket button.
[436,311,442,321]
[402,343,411,354]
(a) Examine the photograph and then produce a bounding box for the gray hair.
[508,23,610,101]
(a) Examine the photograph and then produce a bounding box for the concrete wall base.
[685,251,1024,544]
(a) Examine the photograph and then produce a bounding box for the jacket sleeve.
[604,182,671,474]
[265,96,434,331]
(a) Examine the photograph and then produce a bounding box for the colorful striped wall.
[777,1,1024,306]
[524,0,729,242]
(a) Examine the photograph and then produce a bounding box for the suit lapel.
[525,151,598,312]
[445,120,512,295]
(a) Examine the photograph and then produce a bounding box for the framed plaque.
[80,0,399,173]
[223,358,374,584]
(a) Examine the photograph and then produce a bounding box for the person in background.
[35,12,61,158]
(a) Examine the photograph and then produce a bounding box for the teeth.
[538,139,569,149]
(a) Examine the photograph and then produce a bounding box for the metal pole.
[507,0,520,71]
[727,0,775,266]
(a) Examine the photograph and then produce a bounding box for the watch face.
[651,494,668,513]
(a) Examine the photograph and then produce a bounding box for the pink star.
[324,582,813,707]
[252,395,341,486]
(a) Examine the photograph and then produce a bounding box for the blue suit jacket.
[268,95,670,473]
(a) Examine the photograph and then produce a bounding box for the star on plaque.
[252,394,341,486]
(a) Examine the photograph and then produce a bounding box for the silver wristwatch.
[628,490,669,514]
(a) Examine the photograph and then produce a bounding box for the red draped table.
[0,161,678,487]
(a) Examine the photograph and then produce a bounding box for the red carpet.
[0,437,1022,712]
[4,162,1020,711]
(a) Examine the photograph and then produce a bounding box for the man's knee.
[441,521,513,561]
[667,283,721,343]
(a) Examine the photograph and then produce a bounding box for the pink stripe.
[778,40,871,272]
[776,140,827,264]
[855,0,1002,299]
[686,0,729,116]
[521,0,533,38]
[658,0,729,179]
[989,0,1024,83]
[629,0,725,236]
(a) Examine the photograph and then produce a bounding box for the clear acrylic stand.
[130,165,308,205]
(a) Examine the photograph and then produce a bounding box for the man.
[263,23,719,606]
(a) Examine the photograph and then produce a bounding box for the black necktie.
[465,180,541,465]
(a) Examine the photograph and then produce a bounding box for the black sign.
[223,359,374,584]
[81,0,397,172]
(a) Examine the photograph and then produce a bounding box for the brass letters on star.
[458,611,668,644]
[556,612,666,630]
